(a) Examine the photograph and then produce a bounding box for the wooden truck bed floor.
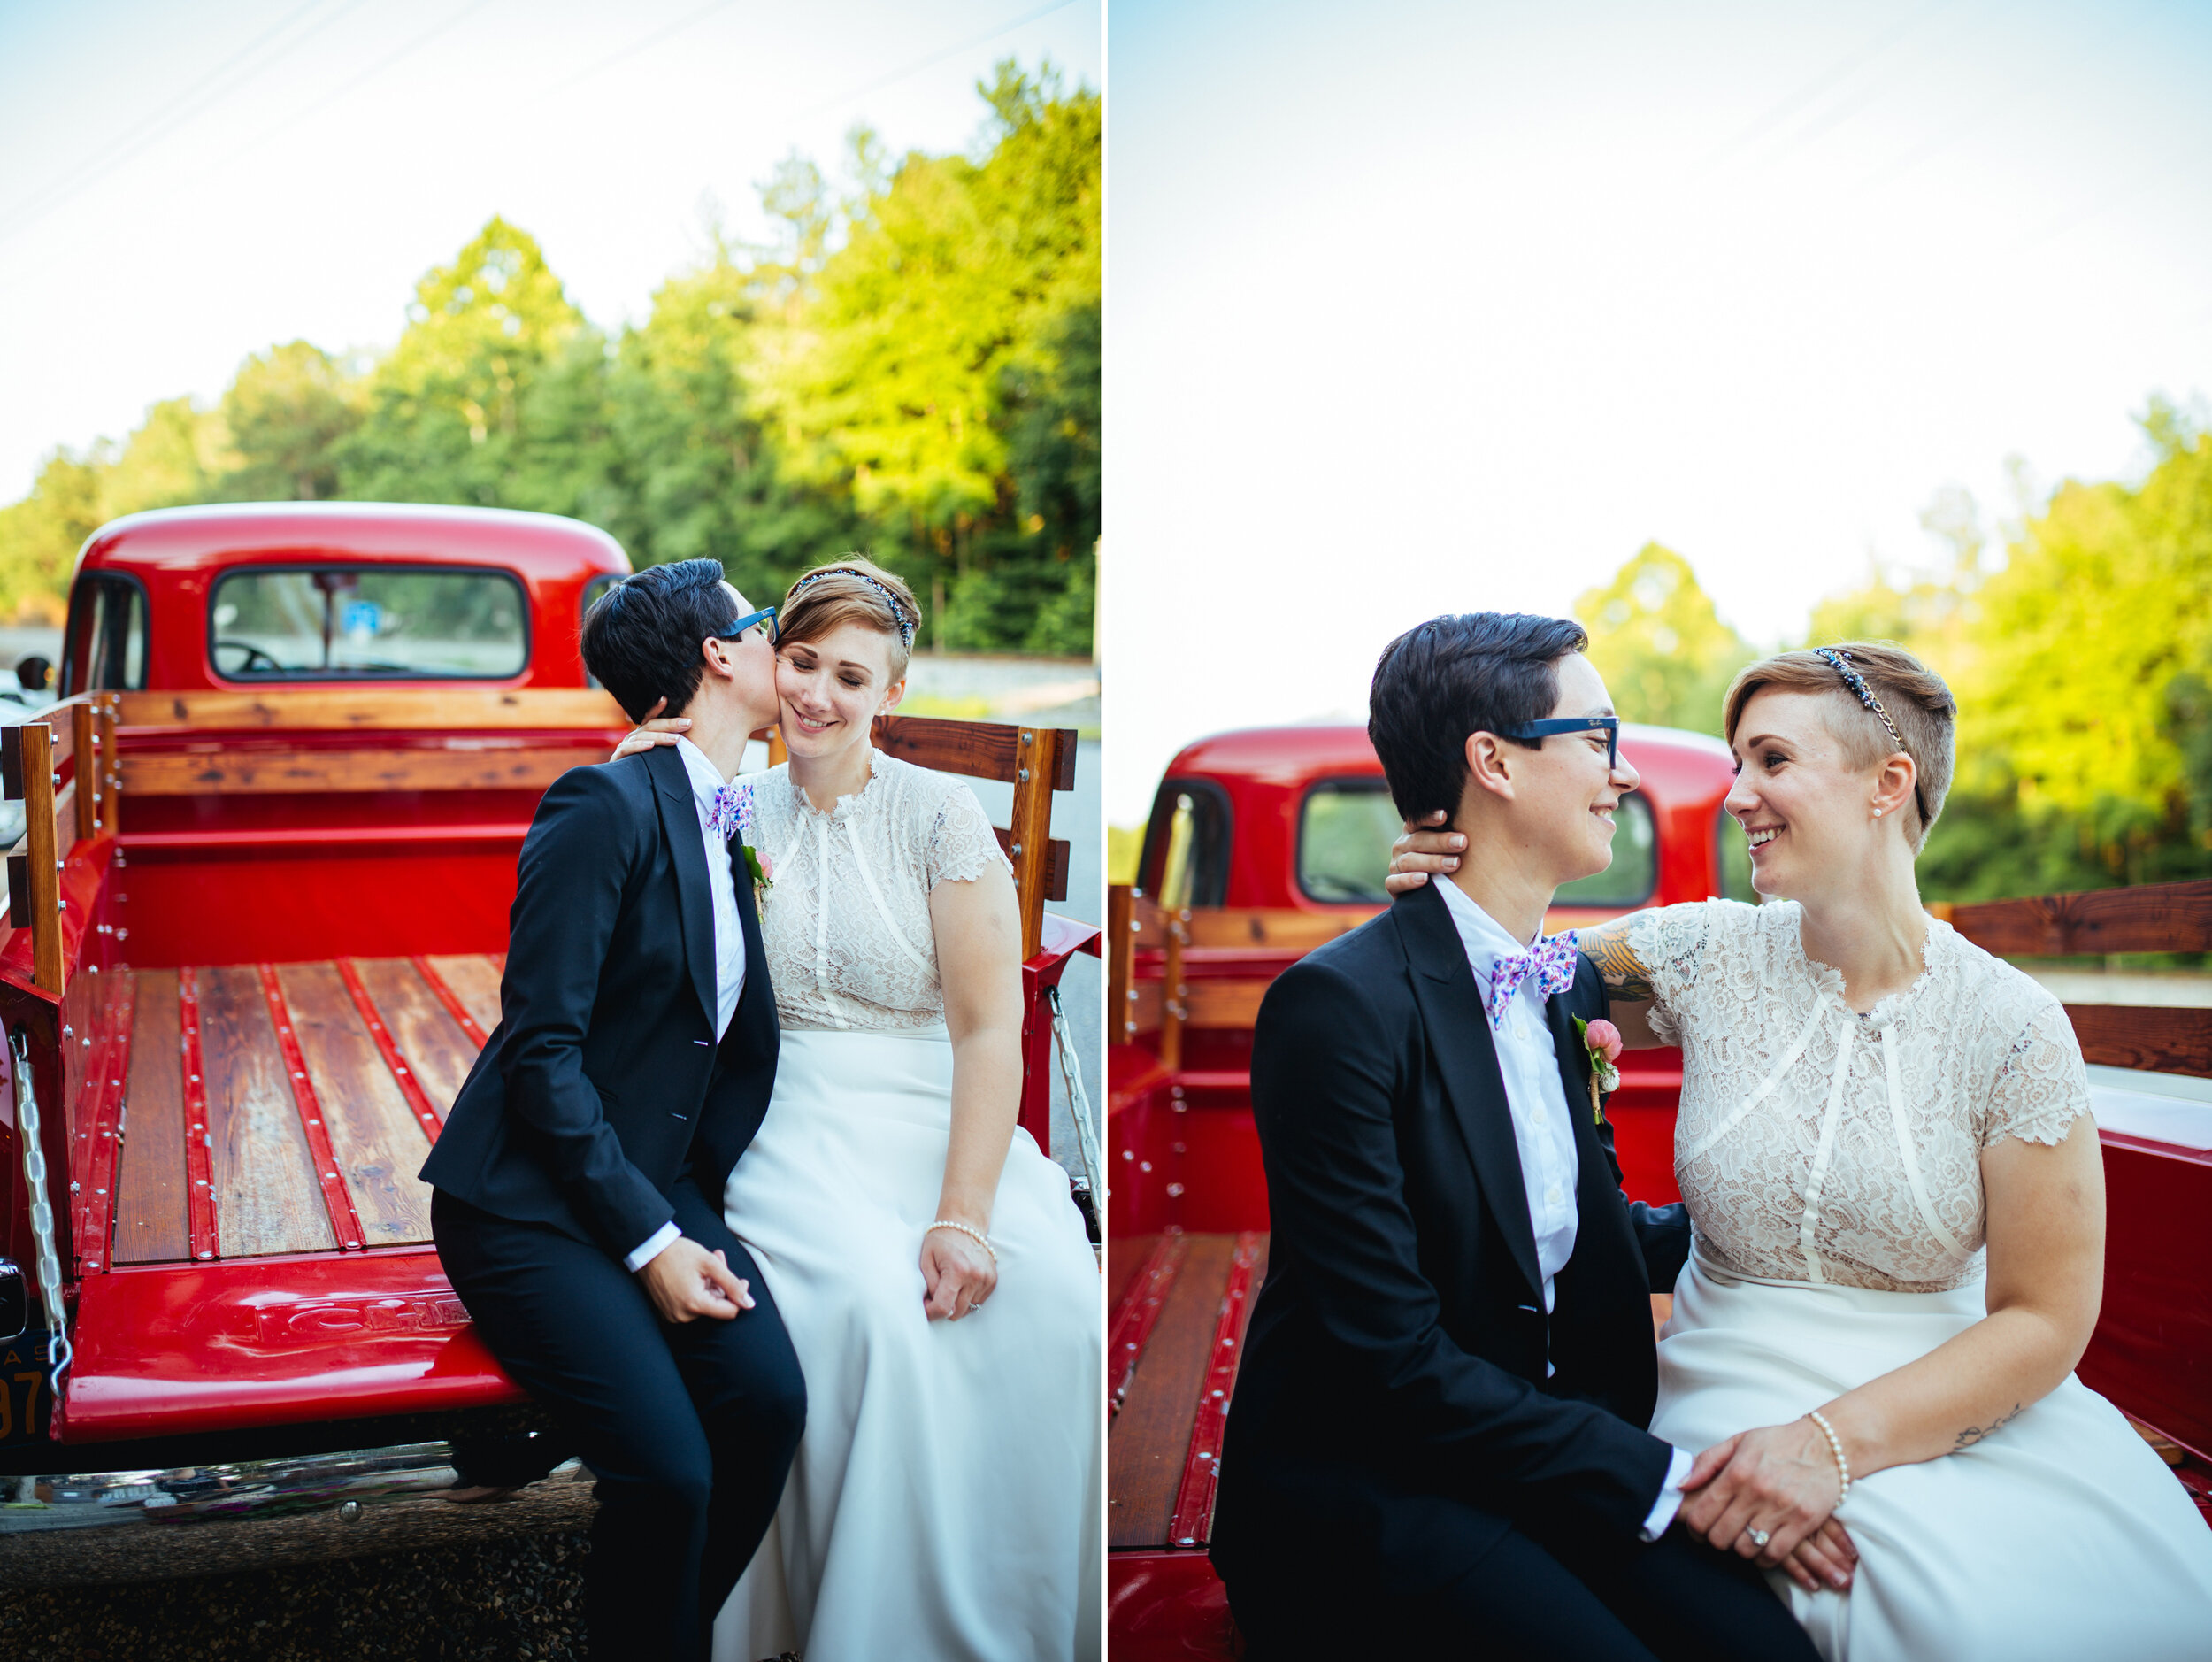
[96,954,503,1266]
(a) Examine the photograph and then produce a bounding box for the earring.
[1873,807,1884,819]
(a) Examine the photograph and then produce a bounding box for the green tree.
[341,217,590,505]
[0,398,222,621]
[764,60,1100,652]
[1575,543,1755,735]
[219,342,362,501]
[0,65,1099,658]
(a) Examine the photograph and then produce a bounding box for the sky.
[0,0,1101,494]
[1105,0,2212,821]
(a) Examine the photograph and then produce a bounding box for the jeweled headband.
[1815,646,1929,824]
[1813,647,1905,752]
[787,566,916,650]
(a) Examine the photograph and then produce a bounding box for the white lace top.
[1626,900,2092,1293]
[743,750,1012,1033]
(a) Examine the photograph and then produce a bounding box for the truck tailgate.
[64,1250,522,1440]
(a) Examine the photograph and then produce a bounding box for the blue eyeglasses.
[1495,715,1621,769]
[714,606,778,647]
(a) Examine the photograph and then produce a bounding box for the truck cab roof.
[68,503,630,696]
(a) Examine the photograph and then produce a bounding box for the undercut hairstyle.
[778,558,923,681]
[580,557,740,723]
[1368,612,1592,824]
[1723,642,1958,852]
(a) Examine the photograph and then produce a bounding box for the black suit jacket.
[1212,879,1691,1598]
[422,743,779,1259]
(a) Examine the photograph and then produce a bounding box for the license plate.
[0,1333,55,1444]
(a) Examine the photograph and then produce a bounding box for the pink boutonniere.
[741,843,772,899]
[713,781,773,900]
[1574,1016,1624,1126]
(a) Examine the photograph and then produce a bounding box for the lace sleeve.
[925,781,1014,889]
[1622,901,1724,1047]
[1980,996,2093,1148]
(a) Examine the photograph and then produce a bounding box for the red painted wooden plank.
[257,964,368,1252]
[1110,1233,1190,1414]
[1167,1232,1265,1549]
[70,969,135,1273]
[411,954,489,1048]
[113,971,188,1265]
[177,968,220,1262]
[1110,1235,1236,1550]
[335,958,444,1145]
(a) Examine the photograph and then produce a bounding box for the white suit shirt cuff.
[625,1221,682,1273]
[1640,1446,1696,1541]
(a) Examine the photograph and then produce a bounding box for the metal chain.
[1044,984,1104,1226]
[11,1030,71,1398]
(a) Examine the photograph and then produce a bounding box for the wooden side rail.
[1934,881,2212,958]
[4,695,120,993]
[1112,893,1377,1059]
[120,692,1082,963]
[115,688,630,731]
[872,713,1080,961]
[1939,881,2212,1079]
[121,743,614,798]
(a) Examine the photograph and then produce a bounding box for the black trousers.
[433,1188,805,1662]
[1229,1503,1822,1662]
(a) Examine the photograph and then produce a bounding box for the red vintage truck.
[0,502,1097,1581]
[1105,722,2212,1658]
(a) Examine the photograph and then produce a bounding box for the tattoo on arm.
[1584,918,1656,1002]
[1954,1403,2024,1450]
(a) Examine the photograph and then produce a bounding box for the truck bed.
[102,955,500,1264]
[56,953,521,1443]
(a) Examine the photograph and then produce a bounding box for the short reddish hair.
[778,558,922,680]
[1723,642,1957,850]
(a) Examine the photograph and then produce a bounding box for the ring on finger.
[1745,1527,1771,1550]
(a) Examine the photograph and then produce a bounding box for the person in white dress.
[1390,642,2212,1659]
[623,558,1102,1662]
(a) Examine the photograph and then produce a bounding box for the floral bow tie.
[1486,930,1579,1027]
[710,781,755,843]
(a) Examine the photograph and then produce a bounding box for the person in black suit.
[423,558,804,1662]
[1210,613,1832,1661]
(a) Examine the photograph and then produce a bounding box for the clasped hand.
[640,1238,754,1324]
[921,1227,998,1321]
[1681,1419,1857,1594]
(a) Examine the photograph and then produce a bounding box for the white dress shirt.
[625,736,750,1274]
[1431,877,1693,1540]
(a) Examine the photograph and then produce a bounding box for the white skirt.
[710,1027,1103,1662]
[1650,1250,2212,1662]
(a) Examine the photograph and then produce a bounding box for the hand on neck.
[1446,788,1562,945]
[672,686,762,784]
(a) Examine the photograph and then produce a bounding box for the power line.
[1855,0,2184,195]
[0,0,373,250]
[0,0,326,225]
[795,0,1081,121]
[550,0,745,96]
[1692,0,1959,176]
[206,0,503,174]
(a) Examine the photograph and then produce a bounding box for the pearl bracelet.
[927,1219,997,1266]
[1808,1409,1852,1507]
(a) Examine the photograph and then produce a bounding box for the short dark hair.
[580,558,739,723]
[1367,612,1591,823]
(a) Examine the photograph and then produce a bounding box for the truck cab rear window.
[211,568,527,681]
[1297,781,1657,907]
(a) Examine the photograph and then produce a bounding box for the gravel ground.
[0,1529,590,1661]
